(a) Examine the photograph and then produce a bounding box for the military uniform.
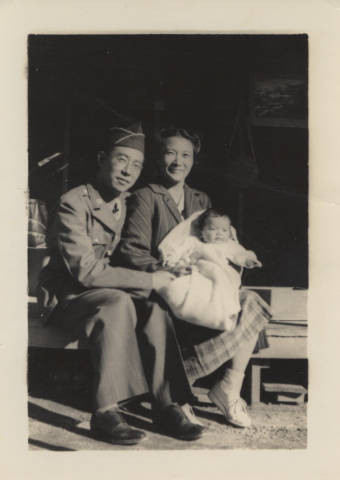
[40,182,192,411]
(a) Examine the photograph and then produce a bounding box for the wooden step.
[28,317,84,349]
[28,286,308,359]
[263,383,307,404]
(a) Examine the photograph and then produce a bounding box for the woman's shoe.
[208,383,252,428]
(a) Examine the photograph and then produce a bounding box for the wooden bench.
[249,320,307,404]
[28,248,308,405]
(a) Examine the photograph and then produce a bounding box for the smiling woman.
[160,136,194,183]
[118,127,271,429]
[153,128,201,217]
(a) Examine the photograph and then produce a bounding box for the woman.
[118,127,271,428]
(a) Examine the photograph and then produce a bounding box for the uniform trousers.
[53,288,193,412]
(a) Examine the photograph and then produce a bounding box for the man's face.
[98,146,144,194]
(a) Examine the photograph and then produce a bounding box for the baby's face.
[201,216,231,244]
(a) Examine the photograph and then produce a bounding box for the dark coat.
[118,183,211,272]
[118,182,270,382]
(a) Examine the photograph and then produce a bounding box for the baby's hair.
[197,208,231,232]
[157,127,201,154]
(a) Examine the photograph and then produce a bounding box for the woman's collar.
[148,182,202,199]
[148,182,191,195]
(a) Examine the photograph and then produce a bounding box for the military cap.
[106,122,145,154]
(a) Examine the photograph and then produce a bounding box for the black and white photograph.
[26,33,309,451]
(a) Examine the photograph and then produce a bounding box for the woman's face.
[158,136,194,185]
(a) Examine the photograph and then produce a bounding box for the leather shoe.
[90,409,146,445]
[154,404,204,441]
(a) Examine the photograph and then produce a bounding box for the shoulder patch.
[60,185,88,203]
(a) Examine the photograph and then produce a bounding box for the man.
[40,122,204,445]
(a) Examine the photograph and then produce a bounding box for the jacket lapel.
[86,183,120,233]
[149,183,183,224]
[183,184,195,218]
[163,195,183,224]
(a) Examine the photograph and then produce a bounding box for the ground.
[28,396,307,451]
[28,349,307,451]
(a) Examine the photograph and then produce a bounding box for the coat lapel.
[149,184,183,224]
[163,195,183,224]
[86,183,122,233]
[149,183,201,224]
[183,184,195,218]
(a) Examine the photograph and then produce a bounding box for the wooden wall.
[28,35,308,287]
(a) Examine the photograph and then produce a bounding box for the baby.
[162,209,261,276]
[158,208,262,331]
[194,208,262,270]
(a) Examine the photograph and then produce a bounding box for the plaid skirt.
[180,289,272,383]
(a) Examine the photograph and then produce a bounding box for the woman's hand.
[151,270,176,292]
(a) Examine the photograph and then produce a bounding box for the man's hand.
[151,270,176,292]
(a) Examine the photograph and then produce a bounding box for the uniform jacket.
[39,183,153,315]
[118,183,211,272]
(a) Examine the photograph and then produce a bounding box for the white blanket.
[158,210,260,331]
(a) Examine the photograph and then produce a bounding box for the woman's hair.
[157,127,201,154]
[197,208,231,232]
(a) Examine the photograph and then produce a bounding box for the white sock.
[218,368,245,402]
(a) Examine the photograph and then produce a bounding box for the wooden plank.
[263,383,307,404]
[28,317,84,350]
[250,359,270,404]
[28,315,308,356]
[266,323,307,337]
[192,386,211,404]
[246,286,307,322]
[28,324,307,355]
[28,286,308,359]
[263,383,307,394]
[276,393,306,404]
[28,248,48,297]
[253,336,307,359]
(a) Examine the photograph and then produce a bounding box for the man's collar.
[86,182,129,210]
[85,183,128,232]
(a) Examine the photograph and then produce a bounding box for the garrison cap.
[106,122,145,154]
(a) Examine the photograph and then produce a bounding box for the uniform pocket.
[90,229,115,260]
[90,225,113,245]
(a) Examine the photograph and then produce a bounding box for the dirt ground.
[27,349,307,450]
[28,395,307,451]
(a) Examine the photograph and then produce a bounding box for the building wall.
[28,34,308,287]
